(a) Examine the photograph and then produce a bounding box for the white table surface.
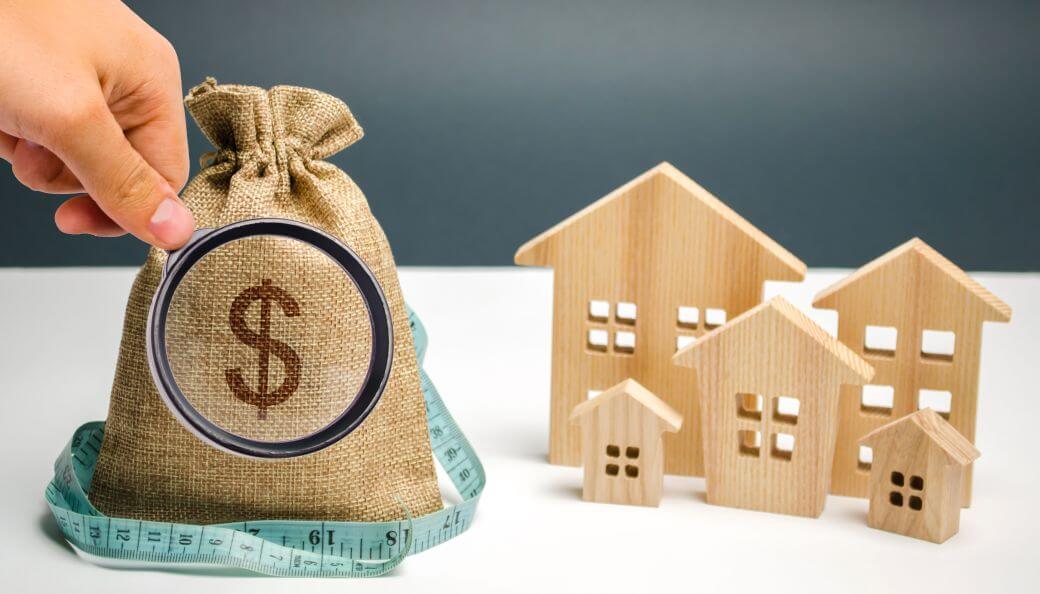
[0,267,1037,593]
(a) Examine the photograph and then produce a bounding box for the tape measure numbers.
[45,309,484,577]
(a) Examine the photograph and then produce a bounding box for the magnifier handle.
[163,228,216,278]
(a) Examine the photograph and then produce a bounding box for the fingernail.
[149,197,194,247]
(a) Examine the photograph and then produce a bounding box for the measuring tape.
[45,309,485,577]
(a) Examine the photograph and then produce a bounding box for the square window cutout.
[858,446,873,471]
[736,393,763,420]
[676,335,696,352]
[861,385,894,416]
[738,430,761,457]
[773,396,800,424]
[864,325,897,357]
[614,330,636,353]
[587,329,609,352]
[705,308,727,329]
[677,306,699,328]
[921,330,955,362]
[918,389,952,419]
[616,302,637,324]
[771,433,795,461]
[588,300,610,321]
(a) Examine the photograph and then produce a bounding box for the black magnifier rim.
[148,218,393,459]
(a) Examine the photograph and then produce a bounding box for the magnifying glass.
[145,218,393,459]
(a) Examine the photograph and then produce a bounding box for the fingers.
[120,59,189,193]
[10,139,84,194]
[105,6,189,192]
[43,98,194,250]
[125,110,189,193]
[54,195,126,237]
[0,131,16,162]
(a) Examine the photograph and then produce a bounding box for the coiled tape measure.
[46,309,485,577]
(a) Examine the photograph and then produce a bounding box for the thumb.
[44,100,194,250]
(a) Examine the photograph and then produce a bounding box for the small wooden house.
[813,238,1010,506]
[860,408,980,543]
[516,162,806,476]
[674,297,874,517]
[569,379,683,507]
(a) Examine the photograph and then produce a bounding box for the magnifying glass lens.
[164,234,374,444]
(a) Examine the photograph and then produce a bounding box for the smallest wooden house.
[570,379,683,507]
[860,408,980,544]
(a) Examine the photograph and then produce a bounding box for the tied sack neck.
[185,78,364,198]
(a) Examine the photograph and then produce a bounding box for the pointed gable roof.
[860,408,981,467]
[569,379,683,432]
[514,162,806,279]
[813,238,1012,322]
[673,296,874,385]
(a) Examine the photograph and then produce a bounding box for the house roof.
[673,296,874,383]
[569,378,683,432]
[813,238,1012,322]
[514,162,806,278]
[860,408,981,467]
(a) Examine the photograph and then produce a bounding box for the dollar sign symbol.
[225,279,302,420]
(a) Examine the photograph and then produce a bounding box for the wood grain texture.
[860,408,980,543]
[674,297,873,517]
[813,238,1010,507]
[515,162,805,475]
[570,379,682,506]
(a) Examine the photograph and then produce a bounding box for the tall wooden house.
[515,162,806,475]
[813,238,1010,506]
[674,297,874,517]
[570,379,683,507]
[860,408,980,543]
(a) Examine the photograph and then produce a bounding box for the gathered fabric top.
[186,78,364,197]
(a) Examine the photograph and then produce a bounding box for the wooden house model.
[570,379,682,507]
[515,162,806,476]
[673,297,874,517]
[860,408,980,543]
[813,238,1010,506]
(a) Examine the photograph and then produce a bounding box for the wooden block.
[813,238,1011,507]
[570,379,682,507]
[674,297,873,517]
[515,162,805,476]
[860,408,980,543]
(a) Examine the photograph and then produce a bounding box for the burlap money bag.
[89,79,442,524]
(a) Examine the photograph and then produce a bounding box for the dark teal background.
[1,1,1036,269]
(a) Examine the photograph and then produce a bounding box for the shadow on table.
[484,424,548,463]
[38,508,71,552]
[539,481,583,502]
[824,496,871,526]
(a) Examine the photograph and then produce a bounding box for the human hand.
[0,0,194,249]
